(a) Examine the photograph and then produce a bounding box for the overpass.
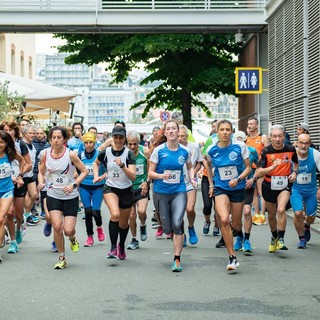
[0,0,268,34]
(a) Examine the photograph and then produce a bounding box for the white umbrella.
[0,72,77,113]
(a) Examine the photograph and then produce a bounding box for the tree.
[55,34,242,130]
[0,81,25,122]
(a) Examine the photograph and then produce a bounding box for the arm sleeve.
[127,150,136,165]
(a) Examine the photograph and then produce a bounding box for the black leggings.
[201,175,214,216]
[85,208,102,236]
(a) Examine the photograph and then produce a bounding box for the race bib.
[218,166,238,180]
[271,176,288,190]
[0,163,11,179]
[51,173,69,188]
[109,167,125,181]
[297,173,311,185]
[163,170,181,184]
[86,164,94,176]
[136,164,144,176]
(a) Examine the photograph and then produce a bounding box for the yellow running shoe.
[70,237,79,253]
[276,238,288,250]
[54,257,67,269]
[269,237,278,253]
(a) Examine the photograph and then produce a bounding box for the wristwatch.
[237,177,242,183]
[73,183,78,189]
[119,163,125,168]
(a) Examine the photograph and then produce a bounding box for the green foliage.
[0,81,25,122]
[55,33,242,129]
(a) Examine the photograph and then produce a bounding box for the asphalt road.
[1,190,320,320]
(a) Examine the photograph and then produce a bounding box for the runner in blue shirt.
[205,120,251,272]
[149,120,197,272]
[290,134,320,248]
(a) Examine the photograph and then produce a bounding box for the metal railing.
[0,1,268,11]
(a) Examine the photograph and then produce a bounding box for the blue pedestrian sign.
[235,67,262,94]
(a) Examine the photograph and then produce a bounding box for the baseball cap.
[233,131,247,141]
[298,122,309,132]
[114,120,126,127]
[112,126,126,137]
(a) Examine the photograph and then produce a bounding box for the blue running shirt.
[206,140,249,191]
[150,143,191,194]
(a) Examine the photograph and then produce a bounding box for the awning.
[0,72,78,113]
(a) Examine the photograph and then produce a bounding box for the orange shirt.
[257,144,298,183]
[246,133,266,168]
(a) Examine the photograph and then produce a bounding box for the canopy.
[0,72,77,113]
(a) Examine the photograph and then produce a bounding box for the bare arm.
[262,134,270,147]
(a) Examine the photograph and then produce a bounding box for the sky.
[35,34,64,54]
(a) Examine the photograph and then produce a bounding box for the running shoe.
[31,215,40,223]
[7,241,18,254]
[117,244,126,260]
[51,241,58,253]
[155,226,163,237]
[304,227,311,242]
[212,227,220,237]
[203,221,211,235]
[84,236,94,247]
[97,226,105,242]
[216,237,226,248]
[243,239,253,254]
[40,212,46,220]
[151,222,160,229]
[127,239,139,250]
[276,238,288,250]
[140,225,147,241]
[26,215,37,226]
[172,259,183,272]
[252,214,261,225]
[297,238,306,249]
[54,256,67,269]
[107,246,117,259]
[43,223,52,237]
[227,256,239,272]
[259,215,267,225]
[188,226,198,245]
[70,237,79,253]
[0,252,2,263]
[15,229,22,245]
[234,236,243,251]
[166,232,173,240]
[269,236,278,253]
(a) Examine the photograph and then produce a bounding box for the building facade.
[0,34,36,78]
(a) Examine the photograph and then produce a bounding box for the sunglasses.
[128,143,138,146]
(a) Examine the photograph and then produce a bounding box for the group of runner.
[0,116,319,273]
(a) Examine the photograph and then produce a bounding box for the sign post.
[160,111,171,122]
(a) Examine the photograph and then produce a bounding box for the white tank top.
[24,143,37,178]
[105,147,132,189]
[11,140,22,177]
[44,147,78,200]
